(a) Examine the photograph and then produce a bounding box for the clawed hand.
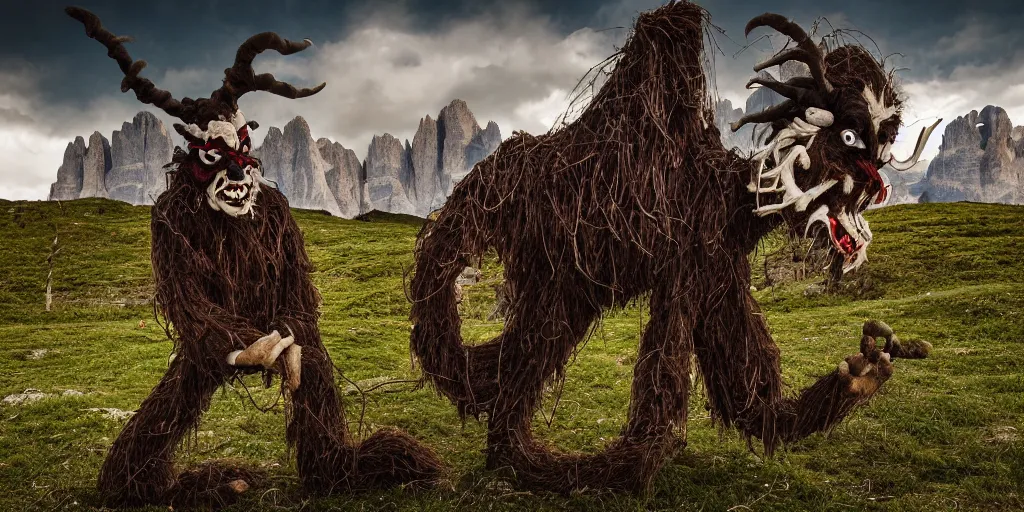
[227,328,303,392]
[837,321,896,398]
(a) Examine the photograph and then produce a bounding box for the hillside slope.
[1,198,1022,511]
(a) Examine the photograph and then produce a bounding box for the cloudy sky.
[1,0,1022,200]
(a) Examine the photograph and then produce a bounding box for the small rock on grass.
[2,389,47,405]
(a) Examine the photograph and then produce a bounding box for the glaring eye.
[840,129,866,149]
[199,148,222,166]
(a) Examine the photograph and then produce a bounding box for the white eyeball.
[199,148,222,165]
[841,129,866,149]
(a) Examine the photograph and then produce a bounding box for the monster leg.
[484,280,691,493]
[692,276,893,453]
[97,357,225,507]
[287,325,441,494]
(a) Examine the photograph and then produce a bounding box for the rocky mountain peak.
[253,117,341,216]
[79,131,111,199]
[919,104,1023,204]
[50,100,504,218]
[48,136,87,201]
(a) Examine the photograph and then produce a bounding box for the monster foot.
[97,457,175,508]
[169,462,264,509]
[353,429,443,490]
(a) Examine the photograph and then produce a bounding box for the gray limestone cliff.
[79,131,111,199]
[317,138,363,219]
[363,133,417,215]
[48,136,87,201]
[918,106,1023,204]
[106,111,174,204]
[252,117,342,216]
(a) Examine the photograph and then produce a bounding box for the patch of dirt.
[985,426,1018,444]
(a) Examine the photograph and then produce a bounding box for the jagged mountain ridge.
[48,112,174,205]
[47,100,502,218]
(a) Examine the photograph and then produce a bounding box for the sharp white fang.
[805,205,830,238]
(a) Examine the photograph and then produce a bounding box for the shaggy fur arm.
[151,217,269,376]
[692,265,895,454]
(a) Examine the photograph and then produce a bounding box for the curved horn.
[745,13,833,94]
[65,6,184,118]
[212,32,327,106]
[746,76,823,107]
[731,99,796,132]
[889,118,942,171]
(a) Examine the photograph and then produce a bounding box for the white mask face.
[205,164,261,217]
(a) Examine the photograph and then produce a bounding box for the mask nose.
[226,161,244,181]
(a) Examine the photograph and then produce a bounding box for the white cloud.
[0,7,620,201]
[238,13,618,155]
[894,51,1024,160]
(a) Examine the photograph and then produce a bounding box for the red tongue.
[856,160,888,204]
[828,217,857,254]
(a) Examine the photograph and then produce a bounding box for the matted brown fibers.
[97,161,441,507]
[410,1,895,494]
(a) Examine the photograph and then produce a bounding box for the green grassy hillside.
[1,198,1022,511]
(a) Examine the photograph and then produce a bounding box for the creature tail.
[409,202,496,417]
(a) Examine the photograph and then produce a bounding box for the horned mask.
[66,6,326,218]
[733,14,939,272]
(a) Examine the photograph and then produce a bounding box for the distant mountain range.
[47,87,1024,214]
[47,100,501,218]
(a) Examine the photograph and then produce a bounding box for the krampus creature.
[410,2,933,493]
[66,7,440,507]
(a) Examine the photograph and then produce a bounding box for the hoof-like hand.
[837,329,894,398]
[227,330,295,369]
[863,319,931,359]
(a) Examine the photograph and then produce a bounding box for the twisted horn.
[745,13,833,94]
[889,118,942,171]
[212,32,327,106]
[746,76,824,107]
[65,6,184,118]
[731,99,796,132]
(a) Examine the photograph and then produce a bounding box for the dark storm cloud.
[1,0,1022,200]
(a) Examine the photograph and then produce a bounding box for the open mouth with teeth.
[217,183,251,207]
[829,216,862,255]
[805,204,870,273]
